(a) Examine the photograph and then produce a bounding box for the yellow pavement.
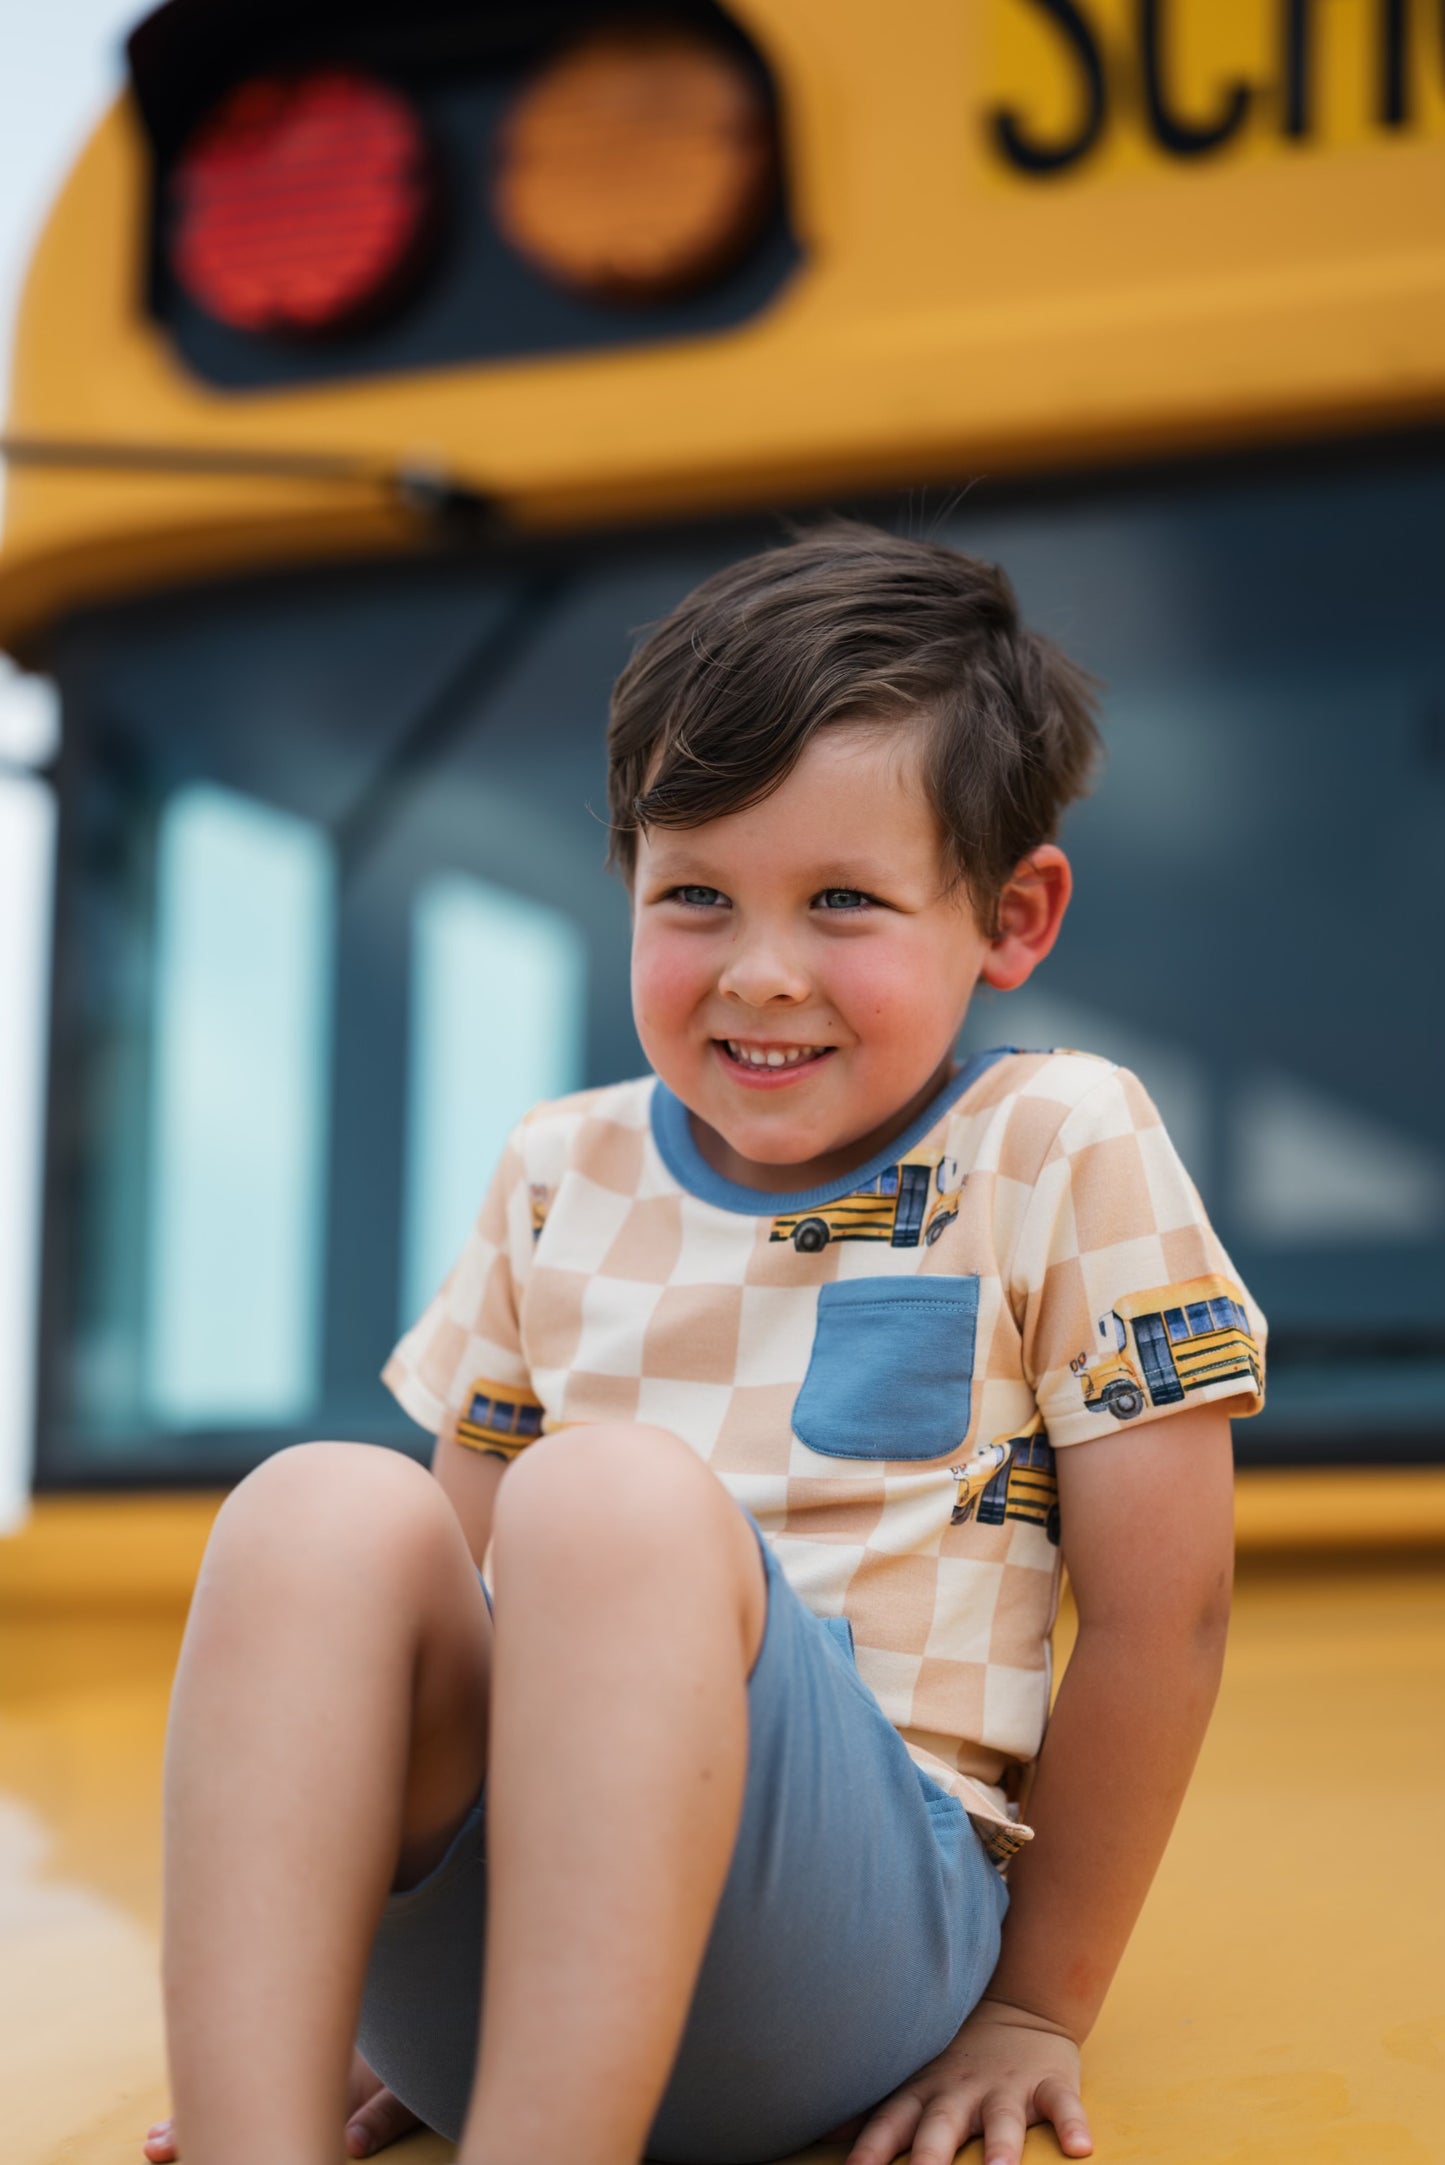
[2,1482,1441,2165]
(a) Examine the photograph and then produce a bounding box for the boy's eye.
[666,884,729,909]
[813,887,873,911]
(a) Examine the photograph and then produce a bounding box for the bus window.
[1165,1308,1190,1342]
[38,559,643,1483]
[1184,1302,1215,1337]
[144,786,334,1427]
[401,872,585,1326]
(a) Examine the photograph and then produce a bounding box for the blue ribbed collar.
[648,1048,1015,1217]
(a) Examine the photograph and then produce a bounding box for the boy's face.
[631,725,1041,1191]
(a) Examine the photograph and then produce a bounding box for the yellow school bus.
[769,1151,963,1252]
[1072,1275,1263,1423]
[0,0,1440,1499]
[2,0,1443,653]
[455,1381,546,1462]
[952,1416,1060,1544]
[3,21,1444,2162]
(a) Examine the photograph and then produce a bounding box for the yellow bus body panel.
[3,0,1445,649]
[1171,1329,1263,1390]
[770,1192,896,1243]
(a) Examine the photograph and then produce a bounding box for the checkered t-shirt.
[384,1049,1266,1867]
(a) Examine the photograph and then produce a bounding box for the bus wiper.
[334,570,575,885]
[0,434,494,527]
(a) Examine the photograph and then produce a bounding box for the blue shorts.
[357,1524,1008,2164]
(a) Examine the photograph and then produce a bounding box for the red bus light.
[168,69,440,338]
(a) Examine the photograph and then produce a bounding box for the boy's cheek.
[631,941,709,1043]
[826,949,935,1032]
[846,930,983,1034]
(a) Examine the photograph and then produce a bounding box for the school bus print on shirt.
[528,1184,554,1239]
[455,1378,546,1460]
[1071,1273,1262,1421]
[951,1416,1060,1545]
[770,1150,963,1252]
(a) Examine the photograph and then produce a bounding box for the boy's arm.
[430,1430,509,1569]
[846,1403,1235,2165]
[987,1402,1234,2037]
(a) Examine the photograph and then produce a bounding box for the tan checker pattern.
[385,1055,1266,1860]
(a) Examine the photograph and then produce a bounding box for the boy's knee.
[494,1424,765,1660]
[207,1440,450,1580]
[495,1422,725,1559]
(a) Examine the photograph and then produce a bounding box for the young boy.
[145,525,1262,2165]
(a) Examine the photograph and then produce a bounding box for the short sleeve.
[1008,1064,1266,1449]
[382,1128,545,1460]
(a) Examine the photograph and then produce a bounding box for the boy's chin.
[704,1113,823,1162]
[699,1106,874,1187]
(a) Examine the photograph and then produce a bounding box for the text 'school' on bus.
[1,0,1442,1493]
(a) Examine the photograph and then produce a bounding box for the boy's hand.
[141,2049,423,2160]
[843,1996,1093,2165]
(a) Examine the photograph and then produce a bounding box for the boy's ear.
[979,846,1072,991]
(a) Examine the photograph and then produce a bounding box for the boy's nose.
[716,934,812,1008]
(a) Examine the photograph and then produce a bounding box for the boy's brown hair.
[606,520,1101,927]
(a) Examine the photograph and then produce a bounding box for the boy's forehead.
[635,723,943,873]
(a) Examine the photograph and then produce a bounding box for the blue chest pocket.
[792,1275,979,1463]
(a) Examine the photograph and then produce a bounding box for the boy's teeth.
[726,1042,824,1068]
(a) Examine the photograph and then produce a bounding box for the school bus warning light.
[492,27,778,304]
[167,69,440,337]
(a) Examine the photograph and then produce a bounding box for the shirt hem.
[1044,1370,1266,1450]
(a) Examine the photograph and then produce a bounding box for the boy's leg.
[161,1442,492,2165]
[459,1422,766,2165]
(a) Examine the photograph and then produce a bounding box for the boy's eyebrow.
[796,861,903,890]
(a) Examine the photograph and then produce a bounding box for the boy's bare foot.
[142,2053,423,2159]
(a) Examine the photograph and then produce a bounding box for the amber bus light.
[490,25,778,306]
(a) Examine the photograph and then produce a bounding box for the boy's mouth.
[714,1039,835,1086]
